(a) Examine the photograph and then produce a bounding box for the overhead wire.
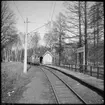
[28,1,56,35]
[12,0,25,43]
[45,1,54,33]
[12,0,25,22]
[45,1,56,47]
[28,22,50,35]
[12,1,56,35]
[50,1,56,22]
[20,1,56,48]
[26,2,54,35]
[48,1,54,21]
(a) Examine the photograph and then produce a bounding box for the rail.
[40,67,87,104]
[40,67,60,104]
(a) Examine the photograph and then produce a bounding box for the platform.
[44,65,104,96]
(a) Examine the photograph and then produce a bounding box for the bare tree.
[44,12,67,65]
[63,1,85,70]
[2,33,23,62]
[88,2,104,66]
[30,32,40,55]
[54,13,66,65]
[63,1,81,37]
[44,31,58,48]
[1,1,17,50]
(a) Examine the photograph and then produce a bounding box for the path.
[18,66,55,104]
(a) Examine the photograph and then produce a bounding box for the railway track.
[39,66,87,104]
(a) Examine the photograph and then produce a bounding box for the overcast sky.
[8,1,65,45]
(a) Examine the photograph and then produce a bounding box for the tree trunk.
[59,32,62,66]
[78,1,82,72]
[79,1,82,47]
[84,1,87,72]
[96,3,99,66]
[93,11,96,66]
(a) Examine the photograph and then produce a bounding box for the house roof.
[33,47,52,57]
[43,51,53,57]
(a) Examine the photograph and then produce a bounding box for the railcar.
[28,54,40,65]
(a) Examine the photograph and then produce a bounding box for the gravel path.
[18,66,55,104]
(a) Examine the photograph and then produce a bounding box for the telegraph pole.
[23,18,28,73]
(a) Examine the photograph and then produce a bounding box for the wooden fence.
[57,64,104,80]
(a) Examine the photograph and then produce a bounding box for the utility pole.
[23,18,36,73]
[23,18,28,73]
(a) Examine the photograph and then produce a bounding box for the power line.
[24,2,56,35]
[23,1,56,45]
[48,1,54,21]
[13,0,25,22]
[28,22,50,35]
[44,2,56,48]
[51,1,56,22]
[28,2,55,34]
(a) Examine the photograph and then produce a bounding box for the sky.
[8,1,66,46]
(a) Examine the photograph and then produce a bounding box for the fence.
[57,64,104,80]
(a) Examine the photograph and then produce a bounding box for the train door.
[40,56,43,64]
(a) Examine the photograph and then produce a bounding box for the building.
[43,51,53,64]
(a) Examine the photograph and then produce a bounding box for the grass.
[1,62,31,103]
